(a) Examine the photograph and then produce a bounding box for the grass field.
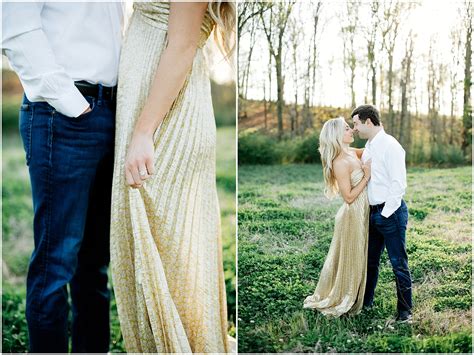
[238,164,471,353]
[2,126,236,352]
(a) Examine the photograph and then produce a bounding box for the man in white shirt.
[352,104,413,323]
[2,2,124,352]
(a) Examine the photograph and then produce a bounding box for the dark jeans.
[19,90,115,353]
[363,200,413,313]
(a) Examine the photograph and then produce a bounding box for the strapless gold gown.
[110,2,229,353]
[303,169,369,317]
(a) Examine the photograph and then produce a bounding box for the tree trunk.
[309,2,322,107]
[293,49,299,135]
[243,18,257,100]
[379,63,385,112]
[462,3,472,155]
[369,1,379,105]
[371,63,377,105]
[399,34,413,146]
[387,52,395,133]
[268,44,272,128]
[276,53,284,140]
[263,78,268,130]
[399,79,407,146]
[350,54,356,107]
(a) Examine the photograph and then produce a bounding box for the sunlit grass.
[238,164,471,353]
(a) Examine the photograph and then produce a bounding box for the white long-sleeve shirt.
[2,2,124,117]
[361,129,407,218]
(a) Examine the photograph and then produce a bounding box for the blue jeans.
[363,200,413,313]
[19,89,115,352]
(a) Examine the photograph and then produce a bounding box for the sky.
[240,0,468,116]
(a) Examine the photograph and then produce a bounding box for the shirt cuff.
[381,208,394,218]
[381,201,401,218]
[48,86,89,117]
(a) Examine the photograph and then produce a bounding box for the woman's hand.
[125,130,155,188]
[362,159,372,181]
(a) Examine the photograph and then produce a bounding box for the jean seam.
[26,107,34,164]
[20,103,34,165]
[35,111,54,326]
[392,206,411,311]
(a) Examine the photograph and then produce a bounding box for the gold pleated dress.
[110,2,229,353]
[303,169,369,317]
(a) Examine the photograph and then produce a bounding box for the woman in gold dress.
[110,1,235,353]
[303,117,371,317]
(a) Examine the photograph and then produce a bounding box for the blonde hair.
[319,117,346,198]
[208,1,236,59]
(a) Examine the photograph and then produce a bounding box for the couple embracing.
[304,105,413,323]
[3,1,234,353]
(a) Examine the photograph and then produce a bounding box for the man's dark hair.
[350,105,381,126]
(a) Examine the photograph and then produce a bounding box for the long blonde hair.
[319,117,346,198]
[208,1,236,58]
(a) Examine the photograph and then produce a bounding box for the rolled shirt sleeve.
[381,143,407,218]
[2,2,89,117]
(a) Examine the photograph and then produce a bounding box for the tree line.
[238,0,472,161]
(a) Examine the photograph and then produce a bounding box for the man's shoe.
[396,310,412,323]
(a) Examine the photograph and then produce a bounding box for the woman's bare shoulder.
[333,155,351,173]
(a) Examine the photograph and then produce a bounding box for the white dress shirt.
[2,2,124,117]
[361,129,407,218]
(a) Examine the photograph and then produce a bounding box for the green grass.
[217,126,237,330]
[2,126,236,351]
[2,93,22,133]
[238,164,472,353]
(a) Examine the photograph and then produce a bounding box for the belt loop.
[97,84,103,105]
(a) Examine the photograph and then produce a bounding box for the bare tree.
[238,1,269,43]
[244,1,274,130]
[301,1,323,133]
[238,2,270,120]
[266,10,273,129]
[241,15,257,100]
[340,1,359,108]
[427,39,446,146]
[409,54,420,154]
[260,0,295,139]
[399,31,415,148]
[462,1,472,155]
[237,1,260,74]
[379,62,385,112]
[288,14,302,135]
[427,41,436,145]
[263,78,268,129]
[364,1,380,105]
[310,1,323,107]
[449,24,463,144]
[379,0,409,132]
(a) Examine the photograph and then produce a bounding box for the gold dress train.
[110,2,229,353]
[303,169,369,317]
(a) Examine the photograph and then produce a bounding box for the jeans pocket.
[375,210,399,233]
[19,104,34,165]
[77,96,96,120]
[57,96,96,121]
